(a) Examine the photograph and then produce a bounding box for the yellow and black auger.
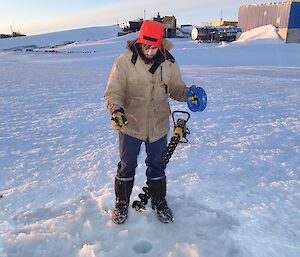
[132,111,191,212]
[132,186,151,212]
[165,111,190,164]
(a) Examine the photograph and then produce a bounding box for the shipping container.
[238,1,300,43]
[238,1,300,31]
[239,2,289,31]
[210,21,238,27]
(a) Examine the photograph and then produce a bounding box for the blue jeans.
[117,132,167,179]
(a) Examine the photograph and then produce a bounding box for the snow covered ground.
[0,26,121,51]
[0,25,300,257]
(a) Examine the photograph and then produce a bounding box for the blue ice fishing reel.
[186,86,207,112]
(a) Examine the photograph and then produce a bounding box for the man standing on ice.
[104,20,193,224]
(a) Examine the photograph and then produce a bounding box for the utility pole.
[144,10,146,20]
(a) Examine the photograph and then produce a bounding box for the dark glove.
[111,108,128,130]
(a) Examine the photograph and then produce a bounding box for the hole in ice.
[133,240,152,254]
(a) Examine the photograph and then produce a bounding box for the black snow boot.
[112,176,134,224]
[146,177,174,223]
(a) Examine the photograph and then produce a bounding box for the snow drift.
[233,24,283,45]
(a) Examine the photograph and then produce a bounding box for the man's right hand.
[111,108,128,130]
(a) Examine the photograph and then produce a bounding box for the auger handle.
[172,111,190,125]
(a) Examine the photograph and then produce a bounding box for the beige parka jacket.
[104,39,189,142]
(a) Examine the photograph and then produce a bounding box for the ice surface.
[0,24,299,257]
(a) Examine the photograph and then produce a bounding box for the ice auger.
[132,186,150,212]
[165,111,190,164]
[132,111,191,212]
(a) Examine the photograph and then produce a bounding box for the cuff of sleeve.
[107,103,122,115]
[184,87,190,102]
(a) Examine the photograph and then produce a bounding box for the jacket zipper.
[160,66,168,94]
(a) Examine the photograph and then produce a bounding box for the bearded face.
[141,44,159,59]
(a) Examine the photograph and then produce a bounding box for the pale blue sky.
[0,0,275,35]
